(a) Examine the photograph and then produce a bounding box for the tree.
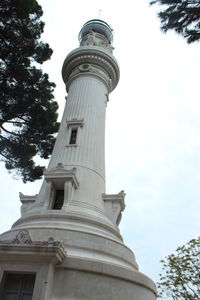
[157,237,200,299]
[0,0,59,182]
[150,0,200,43]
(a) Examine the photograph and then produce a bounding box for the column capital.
[62,46,120,93]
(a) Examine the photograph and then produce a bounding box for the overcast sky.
[0,0,199,286]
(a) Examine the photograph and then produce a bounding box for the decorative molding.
[44,165,79,189]
[56,162,64,169]
[43,165,79,209]
[70,200,109,217]
[80,32,114,53]
[0,232,66,265]
[12,229,32,244]
[62,47,120,93]
[66,118,84,128]
[103,191,126,226]
[19,193,37,204]
[103,191,126,210]
[67,62,111,91]
[79,64,91,72]
[19,194,37,217]
[11,213,123,240]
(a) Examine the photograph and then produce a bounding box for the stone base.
[53,257,157,300]
[0,224,157,299]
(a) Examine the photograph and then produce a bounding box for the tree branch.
[0,150,17,164]
[5,120,26,125]
[0,124,21,136]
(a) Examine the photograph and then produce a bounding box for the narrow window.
[53,189,64,210]
[0,273,36,300]
[69,128,78,145]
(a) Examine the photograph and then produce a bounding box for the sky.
[0,0,200,287]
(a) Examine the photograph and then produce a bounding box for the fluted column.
[48,76,107,180]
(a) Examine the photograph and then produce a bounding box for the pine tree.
[150,0,200,43]
[0,0,59,182]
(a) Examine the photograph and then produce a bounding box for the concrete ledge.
[62,256,157,296]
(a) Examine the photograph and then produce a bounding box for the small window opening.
[69,128,78,145]
[1,273,36,300]
[53,189,64,210]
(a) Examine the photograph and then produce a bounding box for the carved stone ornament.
[46,237,60,247]
[12,230,32,244]
[79,64,91,72]
[0,234,67,265]
[56,162,64,169]
[103,191,126,226]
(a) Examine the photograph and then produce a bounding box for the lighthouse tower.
[0,20,157,300]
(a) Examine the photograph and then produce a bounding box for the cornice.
[62,46,120,93]
[44,164,79,189]
[66,118,84,128]
[0,230,66,264]
[11,212,123,240]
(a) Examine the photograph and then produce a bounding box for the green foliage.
[150,0,200,43]
[0,0,59,182]
[158,237,200,299]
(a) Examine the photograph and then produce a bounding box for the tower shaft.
[49,76,107,209]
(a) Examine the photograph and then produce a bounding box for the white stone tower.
[0,20,157,300]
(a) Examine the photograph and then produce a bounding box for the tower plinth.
[0,19,157,300]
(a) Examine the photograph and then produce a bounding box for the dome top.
[78,19,113,44]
